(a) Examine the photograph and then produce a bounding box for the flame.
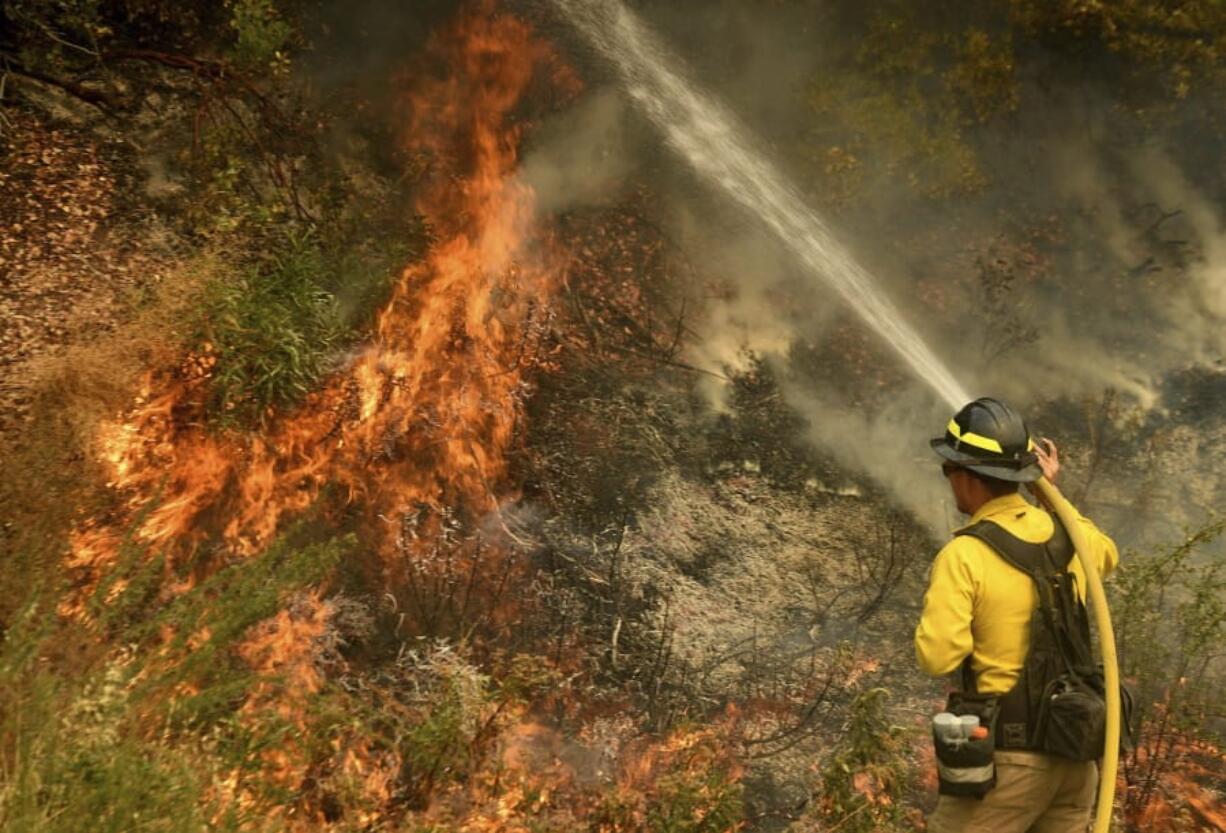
[66,3,578,611]
[1126,734,1226,832]
[59,4,585,827]
[234,594,331,797]
[403,714,745,833]
[236,597,329,697]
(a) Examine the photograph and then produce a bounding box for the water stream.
[550,0,970,409]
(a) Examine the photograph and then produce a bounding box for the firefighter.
[917,397,1119,833]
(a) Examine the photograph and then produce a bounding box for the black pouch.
[1036,674,1105,761]
[1085,666,1138,754]
[936,692,1000,799]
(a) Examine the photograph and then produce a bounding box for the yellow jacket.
[915,492,1120,695]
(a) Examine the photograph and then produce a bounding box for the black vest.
[956,516,1097,750]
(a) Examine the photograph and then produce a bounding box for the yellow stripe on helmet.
[947,418,1004,454]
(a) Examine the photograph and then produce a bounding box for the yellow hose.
[1033,477,1120,833]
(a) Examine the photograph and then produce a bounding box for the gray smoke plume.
[524,0,1226,538]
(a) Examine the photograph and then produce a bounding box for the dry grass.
[0,253,216,623]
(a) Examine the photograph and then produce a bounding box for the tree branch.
[0,54,116,111]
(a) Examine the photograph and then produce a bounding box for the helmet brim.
[930,437,1042,483]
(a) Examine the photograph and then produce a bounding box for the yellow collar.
[958,492,1032,531]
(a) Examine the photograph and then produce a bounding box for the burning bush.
[805,688,911,833]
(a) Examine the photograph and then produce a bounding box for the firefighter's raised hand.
[1034,438,1060,484]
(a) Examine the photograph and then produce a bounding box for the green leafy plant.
[646,767,744,833]
[0,621,254,833]
[0,710,244,833]
[811,688,910,833]
[589,729,744,833]
[2,0,108,71]
[198,233,343,428]
[226,0,292,68]
[146,534,350,726]
[1111,518,1226,826]
[0,527,351,831]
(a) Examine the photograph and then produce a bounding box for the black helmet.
[930,397,1041,482]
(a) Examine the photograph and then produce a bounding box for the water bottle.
[933,712,962,741]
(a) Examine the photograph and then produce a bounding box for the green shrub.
[0,647,255,833]
[298,641,492,819]
[1112,518,1226,822]
[1,718,236,833]
[198,234,343,428]
[0,528,350,831]
[2,0,107,70]
[497,653,566,704]
[811,688,910,833]
[398,645,491,796]
[587,729,743,833]
[226,0,292,68]
[646,767,744,833]
[144,533,350,726]
[1114,519,1226,712]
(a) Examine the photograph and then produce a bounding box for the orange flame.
[62,5,581,827]
[67,4,578,610]
[1126,735,1226,832]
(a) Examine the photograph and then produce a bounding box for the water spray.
[549,0,968,409]
[551,1,1121,828]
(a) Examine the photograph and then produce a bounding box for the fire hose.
[1032,477,1120,833]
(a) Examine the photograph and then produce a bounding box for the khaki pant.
[927,750,1097,833]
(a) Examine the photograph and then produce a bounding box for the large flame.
[66,5,577,611]
[53,6,761,831]
[60,6,579,824]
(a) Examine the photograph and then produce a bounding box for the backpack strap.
[958,518,1074,579]
[960,518,1079,662]
[956,519,1049,701]
[958,518,1082,670]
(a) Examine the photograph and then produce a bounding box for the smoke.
[967,140,1226,410]
[667,203,839,408]
[524,0,1226,535]
[286,0,1226,543]
[1128,151,1226,355]
[781,379,958,537]
[519,90,635,214]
